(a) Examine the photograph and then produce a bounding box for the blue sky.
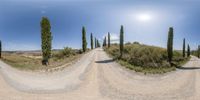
[0,0,200,51]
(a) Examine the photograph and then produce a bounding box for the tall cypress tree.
[120,25,124,58]
[95,38,97,48]
[104,36,107,47]
[0,40,1,59]
[96,39,99,48]
[82,26,87,52]
[198,45,200,58]
[183,38,185,57]
[97,40,99,47]
[167,27,173,64]
[41,17,52,65]
[90,33,93,49]
[187,44,190,57]
[102,38,104,47]
[108,32,111,48]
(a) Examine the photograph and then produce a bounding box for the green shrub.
[53,47,76,59]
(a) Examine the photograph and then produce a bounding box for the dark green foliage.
[97,40,100,48]
[95,38,97,48]
[105,37,107,46]
[0,40,1,58]
[108,32,111,48]
[103,36,107,47]
[187,44,190,57]
[103,37,104,46]
[102,38,104,47]
[97,39,98,47]
[97,39,100,47]
[198,45,200,58]
[82,26,87,52]
[133,41,140,44]
[191,45,200,58]
[120,25,124,57]
[90,33,93,49]
[183,38,185,57]
[167,27,174,64]
[41,17,52,65]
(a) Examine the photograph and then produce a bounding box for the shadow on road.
[172,62,200,70]
[176,66,200,70]
[95,59,114,63]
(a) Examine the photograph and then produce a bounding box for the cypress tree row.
[41,17,52,65]
[187,44,190,57]
[120,25,124,58]
[82,26,87,52]
[167,27,174,64]
[108,32,110,48]
[183,38,185,57]
[90,33,93,49]
[0,40,1,59]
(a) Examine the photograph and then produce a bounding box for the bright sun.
[137,13,152,22]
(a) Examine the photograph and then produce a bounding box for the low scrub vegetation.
[191,46,200,58]
[2,47,82,71]
[105,43,189,74]
[191,51,199,58]
[53,47,76,59]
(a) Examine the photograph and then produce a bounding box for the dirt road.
[0,48,200,100]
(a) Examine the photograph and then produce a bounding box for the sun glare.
[137,13,152,22]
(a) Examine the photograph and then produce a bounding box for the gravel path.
[0,48,199,100]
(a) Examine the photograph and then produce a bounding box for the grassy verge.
[1,47,86,71]
[191,50,200,58]
[118,60,176,74]
[105,43,190,74]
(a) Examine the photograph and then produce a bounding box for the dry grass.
[1,49,83,71]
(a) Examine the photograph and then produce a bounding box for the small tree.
[41,17,52,65]
[120,25,124,58]
[187,44,190,57]
[0,40,1,58]
[90,33,93,49]
[167,27,174,64]
[82,26,87,52]
[183,38,185,57]
[108,32,111,48]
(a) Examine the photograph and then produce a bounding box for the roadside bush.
[133,41,140,44]
[54,47,76,59]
